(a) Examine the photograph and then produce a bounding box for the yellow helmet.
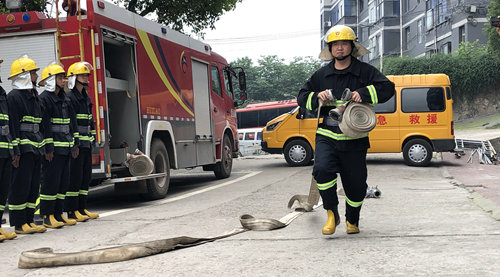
[67,61,91,77]
[39,64,66,86]
[9,57,40,79]
[324,25,356,43]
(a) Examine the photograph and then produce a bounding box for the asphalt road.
[2,154,500,276]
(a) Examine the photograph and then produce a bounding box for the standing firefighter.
[7,56,47,234]
[39,63,79,228]
[297,25,395,235]
[65,61,98,221]
[0,57,19,241]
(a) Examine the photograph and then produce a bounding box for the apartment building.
[321,0,491,69]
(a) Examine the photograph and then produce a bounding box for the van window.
[245,132,255,140]
[373,94,396,114]
[401,87,445,113]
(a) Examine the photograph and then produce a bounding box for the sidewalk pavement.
[441,128,500,220]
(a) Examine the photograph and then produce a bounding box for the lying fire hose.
[18,98,374,269]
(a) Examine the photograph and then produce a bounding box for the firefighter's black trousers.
[313,135,367,225]
[9,153,41,226]
[66,148,91,212]
[0,157,12,223]
[40,154,70,216]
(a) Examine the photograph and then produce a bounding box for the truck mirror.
[238,71,246,92]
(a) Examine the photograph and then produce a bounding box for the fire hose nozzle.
[366,186,381,198]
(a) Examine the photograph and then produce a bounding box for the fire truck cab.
[0,0,247,199]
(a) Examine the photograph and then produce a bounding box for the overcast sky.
[199,0,321,63]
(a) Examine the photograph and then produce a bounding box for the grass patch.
[455,113,500,131]
[486,123,500,129]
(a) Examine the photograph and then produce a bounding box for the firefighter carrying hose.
[65,61,98,221]
[297,25,395,235]
[7,56,47,234]
[0,57,19,241]
[39,63,80,228]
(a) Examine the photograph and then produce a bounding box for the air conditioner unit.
[469,5,477,13]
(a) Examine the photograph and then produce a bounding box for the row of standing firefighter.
[0,55,99,242]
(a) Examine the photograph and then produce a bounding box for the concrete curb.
[440,154,500,221]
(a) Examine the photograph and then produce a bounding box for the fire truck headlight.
[266,121,282,131]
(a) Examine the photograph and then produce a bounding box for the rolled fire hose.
[128,154,154,176]
[18,102,328,269]
[338,101,377,138]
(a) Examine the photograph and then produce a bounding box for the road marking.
[100,171,261,218]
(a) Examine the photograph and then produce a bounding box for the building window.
[426,8,433,30]
[345,0,356,16]
[440,42,451,54]
[404,26,411,50]
[459,25,465,44]
[359,0,364,12]
[417,19,423,44]
[332,5,339,24]
[402,0,410,13]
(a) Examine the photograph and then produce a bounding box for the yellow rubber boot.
[322,209,340,235]
[68,211,89,222]
[346,221,360,234]
[57,214,77,226]
[0,234,5,242]
[15,223,37,234]
[43,215,64,229]
[29,223,47,233]
[0,227,18,239]
[82,209,99,219]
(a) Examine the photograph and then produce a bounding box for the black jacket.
[0,86,19,158]
[67,87,95,149]
[297,57,395,150]
[7,88,46,155]
[40,90,79,155]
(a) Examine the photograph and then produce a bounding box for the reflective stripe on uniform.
[39,194,57,201]
[56,193,66,200]
[306,92,315,110]
[66,191,79,197]
[51,118,70,124]
[21,115,42,123]
[0,204,5,211]
[317,178,337,191]
[345,196,363,208]
[19,138,46,148]
[0,113,9,120]
[316,128,368,140]
[79,190,88,196]
[76,114,92,120]
[8,203,27,210]
[0,142,13,149]
[367,85,378,105]
[26,202,36,209]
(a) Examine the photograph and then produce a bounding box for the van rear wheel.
[403,138,432,167]
[284,139,312,167]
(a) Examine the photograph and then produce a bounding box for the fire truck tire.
[403,138,432,167]
[214,135,232,179]
[284,139,312,167]
[144,139,170,200]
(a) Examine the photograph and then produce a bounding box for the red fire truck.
[0,0,247,199]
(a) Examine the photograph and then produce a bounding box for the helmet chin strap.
[76,79,89,87]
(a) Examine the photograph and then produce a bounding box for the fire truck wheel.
[403,138,433,167]
[284,139,312,167]
[214,135,232,179]
[144,139,170,200]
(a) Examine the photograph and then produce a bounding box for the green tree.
[487,0,500,61]
[231,55,321,104]
[113,0,242,34]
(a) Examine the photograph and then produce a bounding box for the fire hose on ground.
[17,92,379,269]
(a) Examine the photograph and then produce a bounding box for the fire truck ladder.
[55,0,86,62]
[455,138,498,164]
[53,0,102,144]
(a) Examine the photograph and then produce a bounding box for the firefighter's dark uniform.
[66,86,95,214]
[7,87,46,228]
[0,86,19,229]
[39,89,78,222]
[297,57,395,226]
